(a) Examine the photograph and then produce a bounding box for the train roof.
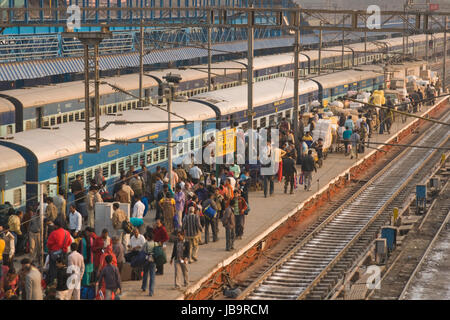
[4,100,215,163]
[312,66,384,89]
[0,96,15,114]
[1,32,445,110]
[0,145,26,172]
[2,73,159,109]
[0,53,308,110]
[191,77,318,116]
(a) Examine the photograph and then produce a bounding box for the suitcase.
[121,262,133,282]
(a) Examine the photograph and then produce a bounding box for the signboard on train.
[216,128,236,157]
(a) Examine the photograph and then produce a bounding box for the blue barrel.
[416,185,427,200]
[381,227,397,252]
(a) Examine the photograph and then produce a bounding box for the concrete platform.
[118,99,449,300]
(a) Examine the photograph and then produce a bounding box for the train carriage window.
[68,175,76,190]
[153,149,159,163]
[126,157,131,169]
[74,113,79,121]
[118,160,124,173]
[132,101,136,109]
[242,122,248,131]
[127,103,132,110]
[86,169,93,185]
[160,148,166,160]
[139,152,145,166]
[286,110,291,120]
[108,106,112,114]
[260,117,266,128]
[13,188,21,207]
[253,120,257,129]
[69,113,74,122]
[147,151,152,165]
[50,117,56,126]
[113,105,117,113]
[278,113,283,123]
[102,166,109,178]
[118,104,122,111]
[269,115,275,126]
[63,114,68,123]
[80,111,85,119]
[132,155,139,167]
[111,162,117,176]
[43,118,49,127]
[57,115,62,124]
[190,139,195,151]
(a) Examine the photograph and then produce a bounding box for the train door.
[57,159,68,196]
[36,107,43,128]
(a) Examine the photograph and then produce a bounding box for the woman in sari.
[78,228,96,286]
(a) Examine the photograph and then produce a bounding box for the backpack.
[122,220,134,234]
[153,246,167,265]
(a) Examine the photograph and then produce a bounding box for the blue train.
[0,66,384,209]
[0,32,445,137]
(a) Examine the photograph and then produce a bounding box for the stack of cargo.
[312,119,333,150]
[349,92,370,109]
[371,90,385,106]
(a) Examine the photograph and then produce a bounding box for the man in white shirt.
[67,242,85,300]
[128,228,146,252]
[68,205,82,235]
[132,196,145,219]
[189,165,202,184]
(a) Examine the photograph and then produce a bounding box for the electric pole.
[293,9,300,137]
[247,2,254,161]
[444,16,448,91]
[139,20,144,107]
[318,20,322,75]
[207,10,212,91]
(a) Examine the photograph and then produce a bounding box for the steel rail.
[297,119,450,300]
[240,110,450,300]
[364,178,450,300]
[398,208,450,300]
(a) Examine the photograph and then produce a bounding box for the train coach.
[0,145,26,209]
[312,65,385,105]
[0,66,385,208]
[0,32,445,138]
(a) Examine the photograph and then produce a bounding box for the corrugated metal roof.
[0,32,436,82]
[0,37,296,82]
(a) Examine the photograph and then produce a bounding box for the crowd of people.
[0,80,441,300]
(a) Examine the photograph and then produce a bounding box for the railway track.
[365,176,450,300]
[239,110,450,300]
